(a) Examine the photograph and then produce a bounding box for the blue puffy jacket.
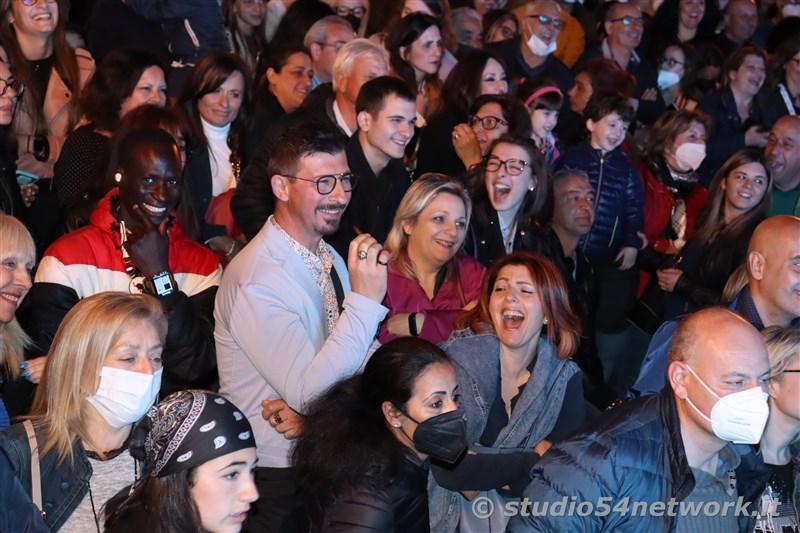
[558,142,644,262]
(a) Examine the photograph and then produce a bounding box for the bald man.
[509,308,770,533]
[746,215,800,327]
[714,0,759,55]
[766,116,800,216]
[629,215,800,398]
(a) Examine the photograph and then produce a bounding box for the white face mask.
[782,4,800,17]
[527,31,557,57]
[673,142,706,171]
[657,69,681,89]
[683,364,769,444]
[87,366,163,429]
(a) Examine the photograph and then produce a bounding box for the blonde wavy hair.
[384,173,472,281]
[30,292,167,465]
[0,214,35,380]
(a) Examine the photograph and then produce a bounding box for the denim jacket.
[0,422,92,531]
[430,331,580,532]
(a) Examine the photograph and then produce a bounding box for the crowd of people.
[0,0,798,531]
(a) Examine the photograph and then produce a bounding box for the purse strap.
[22,419,44,516]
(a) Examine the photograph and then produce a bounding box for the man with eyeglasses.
[216,120,390,533]
[233,39,391,241]
[578,1,665,126]
[510,307,772,533]
[486,0,574,92]
[304,15,356,90]
[630,215,800,399]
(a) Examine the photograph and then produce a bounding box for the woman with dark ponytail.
[292,337,465,533]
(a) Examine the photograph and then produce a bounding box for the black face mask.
[397,408,467,464]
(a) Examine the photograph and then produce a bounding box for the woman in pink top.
[379,174,485,344]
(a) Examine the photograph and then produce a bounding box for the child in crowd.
[557,92,644,335]
[519,78,563,169]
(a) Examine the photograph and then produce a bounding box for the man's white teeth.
[142,203,165,214]
[319,207,343,214]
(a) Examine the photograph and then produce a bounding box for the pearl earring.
[394,423,401,428]
[528,185,535,192]
[114,172,122,183]
[543,317,548,324]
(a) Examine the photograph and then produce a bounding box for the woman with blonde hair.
[0,214,34,429]
[431,251,585,532]
[379,174,485,344]
[754,326,800,533]
[0,292,166,531]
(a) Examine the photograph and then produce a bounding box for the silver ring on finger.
[358,250,368,260]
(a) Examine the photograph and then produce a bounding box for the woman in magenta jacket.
[378,174,485,345]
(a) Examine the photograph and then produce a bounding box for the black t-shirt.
[754,461,798,533]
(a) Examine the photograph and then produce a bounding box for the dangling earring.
[114,172,122,183]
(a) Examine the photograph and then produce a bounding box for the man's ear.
[748,251,765,281]
[309,42,323,63]
[668,361,690,400]
[271,174,290,202]
[357,110,371,132]
[586,118,596,133]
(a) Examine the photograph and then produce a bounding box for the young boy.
[557,92,643,338]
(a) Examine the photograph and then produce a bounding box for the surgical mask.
[527,31,557,57]
[657,69,681,89]
[397,408,467,463]
[87,367,162,429]
[673,142,706,171]
[782,3,800,17]
[683,365,769,444]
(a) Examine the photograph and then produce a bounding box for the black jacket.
[697,88,766,186]
[415,104,467,178]
[463,198,543,267]
[508,386,770,532]
[485,36,574,93]
[328,134,410,258]
[313,457,430,533]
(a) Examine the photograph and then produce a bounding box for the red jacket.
[637,162,708,295]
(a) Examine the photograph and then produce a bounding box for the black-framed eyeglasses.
[527,14,565,29]
[485,155,529,176]
[335,5,366,17]
[470,115,508,130]
[610,16,644,26]
[240,0,267,5]
[498,25,518,39]
[287,172,358,194]
[0,78,24,97]
[783,369,800,373]
[18,0,57,6]
[659,57,685,68]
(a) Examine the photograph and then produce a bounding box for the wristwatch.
[143,271,176,297]
[408,312,419,337]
